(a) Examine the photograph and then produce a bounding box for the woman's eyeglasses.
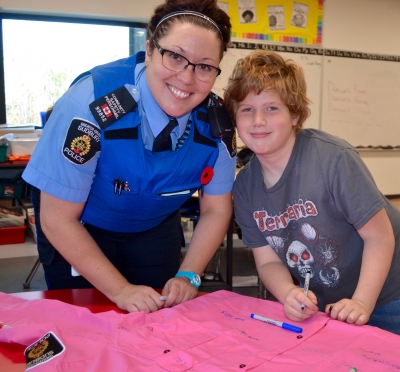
[152,40,221,83]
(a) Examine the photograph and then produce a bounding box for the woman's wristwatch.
[175,271,202,289]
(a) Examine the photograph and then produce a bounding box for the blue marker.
[250,314,302,333]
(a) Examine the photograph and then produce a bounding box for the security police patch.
[63,118,101,165]
[25,331,65,370]
[222,132,237,159]
[89,85,137,129]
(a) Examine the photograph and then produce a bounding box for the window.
[0,15,147,125]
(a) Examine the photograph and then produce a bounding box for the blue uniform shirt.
[23,62,235,204]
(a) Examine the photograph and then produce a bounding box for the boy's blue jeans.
[368,296,400,335]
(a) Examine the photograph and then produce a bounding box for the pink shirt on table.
[0,290,399,371]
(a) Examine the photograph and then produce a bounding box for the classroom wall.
[2,0,400,195]
[0,0,160,22]
[323,0,400,195]
[323,0,400,55]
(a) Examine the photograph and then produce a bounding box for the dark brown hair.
[224,49,311,134]
[147,0,231,59]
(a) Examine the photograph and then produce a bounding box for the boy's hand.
[325,299,370,325]
[283,286,318,322]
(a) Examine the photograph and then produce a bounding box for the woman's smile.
[168,83,191,99]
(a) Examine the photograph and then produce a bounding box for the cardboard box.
[0,198,13,208]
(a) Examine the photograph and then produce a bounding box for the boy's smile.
[235,90,299,158]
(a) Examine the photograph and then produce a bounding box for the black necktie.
[175,119,191,150]
[152,117,178,152]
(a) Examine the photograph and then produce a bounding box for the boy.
[224,49,400,334]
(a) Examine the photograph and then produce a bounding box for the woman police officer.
[23,0,236,313]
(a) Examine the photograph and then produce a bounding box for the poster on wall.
[238,0,257,24]
[218,0,323,45]
[290,2,309,28]
[267,6,286,31]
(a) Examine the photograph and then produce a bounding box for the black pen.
[114,177,119,194]
[118,180,124,195]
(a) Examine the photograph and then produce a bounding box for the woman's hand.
[325,299,371,325]
[113,284,166,313]
[283,286,318,322]
[115,276,198,312]
[161,277,198,307]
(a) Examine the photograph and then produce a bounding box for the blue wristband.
[175,271,201,289]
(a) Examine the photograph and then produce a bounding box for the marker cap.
[282,322,303,333]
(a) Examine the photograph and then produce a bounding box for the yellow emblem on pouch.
[232,132,237,151]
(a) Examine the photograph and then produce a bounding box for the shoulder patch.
[25,331,65,370]
[63,118,101,165]
[89,85,137,129]
[222,132,237,159]
[200,92,223,110]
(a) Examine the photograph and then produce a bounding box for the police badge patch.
[63,119,101,165]
[222,132,237,159]
[25,331,65,370]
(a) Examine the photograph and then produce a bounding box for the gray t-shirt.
[233,129,400,311]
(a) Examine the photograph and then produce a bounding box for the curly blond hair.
[224,49,311,134]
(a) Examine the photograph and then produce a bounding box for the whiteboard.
[321,52,400,147]
[212,41,323,131]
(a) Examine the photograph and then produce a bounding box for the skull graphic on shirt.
[286,240,315,279]
[265,220,342,289]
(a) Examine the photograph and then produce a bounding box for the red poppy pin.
[200,167,214,186]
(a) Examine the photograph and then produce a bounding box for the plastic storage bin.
[0,225,26,244]
[0,144,7,162]
[0,181,25,199]
[9,137,38,156]
[0,169,25,199]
